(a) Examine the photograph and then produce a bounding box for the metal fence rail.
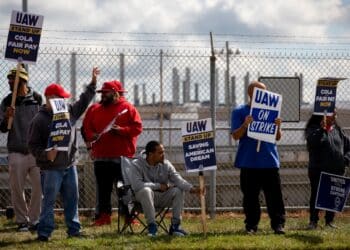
[1,44,350,213]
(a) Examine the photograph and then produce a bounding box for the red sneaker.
[93,213,111,226]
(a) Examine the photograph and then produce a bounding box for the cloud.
[217,0,345,37]
[0,0,350,41]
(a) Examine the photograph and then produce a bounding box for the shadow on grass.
[0,226,16,233]
[285,233,323,245]
[0,236,38,248]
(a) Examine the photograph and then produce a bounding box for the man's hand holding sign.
[4,10,44,129]
[247,86,282,151]
[231,81,286,234]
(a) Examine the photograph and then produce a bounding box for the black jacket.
[28,84,96,170]
[0,88,42,154]
[306,125,350,173]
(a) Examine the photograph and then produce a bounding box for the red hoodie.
[83,96,142,158]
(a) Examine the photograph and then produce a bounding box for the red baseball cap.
[44,83,71,98]
[97,80,127,93]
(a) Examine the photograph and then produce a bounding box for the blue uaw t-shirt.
[231,104,280,169]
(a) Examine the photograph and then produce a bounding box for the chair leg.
[156,207,170,234]
[119,211,147,234]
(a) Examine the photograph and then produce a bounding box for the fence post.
[119,53,125,85]
[56,59,61,83]
[209,32,217,218]
[159,50,164,143]
[70,52,77,100]
[225,41,231,106]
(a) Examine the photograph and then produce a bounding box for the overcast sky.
[1,0,350,39]
[1,0,350,107]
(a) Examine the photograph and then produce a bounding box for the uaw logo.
[334,196,341,209]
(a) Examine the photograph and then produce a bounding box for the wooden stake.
[256,140,261,152]
[7,62,22,130]
[199,171,207,236]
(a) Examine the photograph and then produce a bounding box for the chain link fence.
[0,44,350,214]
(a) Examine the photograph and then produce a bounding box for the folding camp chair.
[118,156,170,234]
[117,183,170,234]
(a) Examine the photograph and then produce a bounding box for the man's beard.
[101,95,114,106]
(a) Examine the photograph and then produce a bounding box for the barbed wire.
[0,28,350,53]
[1,33,350,46]
[1,27,350,40]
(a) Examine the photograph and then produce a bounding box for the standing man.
[28,67,99,241]
[231,81,286,235]
[0,66,42,232]
[129,140,202,237]
[82,80,142,226]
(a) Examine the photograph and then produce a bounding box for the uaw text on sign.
[5,10,44,64]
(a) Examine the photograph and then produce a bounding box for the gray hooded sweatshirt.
[129,151,193,193]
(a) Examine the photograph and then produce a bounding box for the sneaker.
[274,225,285,235]
[29,222,39,234]
[36,235,48,242]
[307,221,318,230]
[93,213,111,226]
[246,228,257,235]
[147,223,157,237]
[17,223,29,232]
[169,224,188,236]
[325,222,338,229]
[68,231,87,238]
[245,225,257,234]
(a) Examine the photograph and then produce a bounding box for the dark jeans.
[240,168,286,230]
[308,168,344,224]
[94,160,123,215]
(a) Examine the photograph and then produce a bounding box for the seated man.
[129,140,201,236]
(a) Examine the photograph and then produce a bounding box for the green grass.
[0,211,350,249]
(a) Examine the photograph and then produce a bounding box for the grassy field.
[0,211,350,249]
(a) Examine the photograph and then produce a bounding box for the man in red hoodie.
[83,80,142,226]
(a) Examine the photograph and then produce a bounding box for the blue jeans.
[38,166,80,238]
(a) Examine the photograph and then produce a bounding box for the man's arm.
[111,105,142,137]
[70,67,99,120]
[81,104,99,142]
[129,160,161,193]
[167,160,193,191]
[0,98,12,132]
[232,115,252,141]
[27,116,48,162]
